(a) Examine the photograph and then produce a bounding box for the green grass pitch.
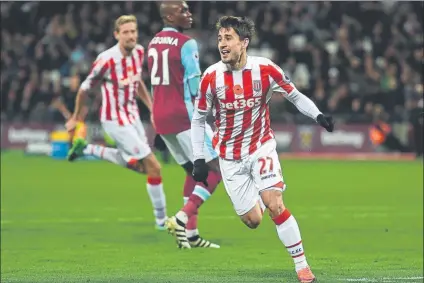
[1,151,423,283]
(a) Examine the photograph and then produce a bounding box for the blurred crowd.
[1,1,423,126]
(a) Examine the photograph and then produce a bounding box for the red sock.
[272,208,291,225]
[183,175,196,199]
[181,171,221,217]
[206,170,222,191]
[183,175,198,229]
[186,213,198,230]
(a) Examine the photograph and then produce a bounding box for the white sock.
[84,144,126,166]
[186,229,199,239]
[175,210,188,225]
[146,177,167,224]
[273,209,309,272]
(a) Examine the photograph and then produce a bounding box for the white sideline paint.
[3,208,403,226]
[0,215,240,225]
[341,277,424,282]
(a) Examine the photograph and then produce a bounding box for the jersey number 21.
[148,48,170,86]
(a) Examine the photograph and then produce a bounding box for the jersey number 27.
[148,48,170,86]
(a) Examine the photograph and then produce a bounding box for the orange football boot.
[297,266,316,283]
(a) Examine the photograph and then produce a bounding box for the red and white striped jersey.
[194,56,298,160]
[80,43,145,126]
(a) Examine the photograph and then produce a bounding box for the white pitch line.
[383,276,424,281]
[341,277,424,282]
[1,211,409,226]
[0,215,240,225]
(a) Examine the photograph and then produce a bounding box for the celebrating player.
[147,1,221,249]
[191,16,334,282]
[65,15,168,230]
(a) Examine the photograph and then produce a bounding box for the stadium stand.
[1,1,422,155]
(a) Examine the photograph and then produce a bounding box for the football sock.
[272,208,309,271]
[183,175,198,233]
[84,144,126,166]
[146,177,167,225]
[181,171,221,218]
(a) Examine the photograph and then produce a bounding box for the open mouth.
[220,50,230,55]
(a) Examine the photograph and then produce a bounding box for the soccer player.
[147,1,221,249]
[65,15,168,230]
[191,16,334,282]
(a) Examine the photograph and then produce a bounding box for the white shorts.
[161,124,218,165]
[102,119,151,163]
[219,139,286,216]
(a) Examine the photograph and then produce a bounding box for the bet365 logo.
[219,97,261,110]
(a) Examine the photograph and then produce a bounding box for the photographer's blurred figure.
[369,104,411,153]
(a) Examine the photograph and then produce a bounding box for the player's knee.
[127,158,144,173]
[244,217,261,229]
[241,213,262,229]
[181,161,193,175]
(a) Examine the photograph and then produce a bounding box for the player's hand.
[316,114,334,132]
[193,159,209,187]
[65,116,78,132]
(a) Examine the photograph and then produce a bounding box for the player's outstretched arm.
[267,62,334,132]
[66,56,109,132]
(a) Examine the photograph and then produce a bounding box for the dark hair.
[215,16,256,41]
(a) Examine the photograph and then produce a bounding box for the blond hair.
[115,15,137,32]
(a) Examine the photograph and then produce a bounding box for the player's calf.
[261,186,316,282]
[142,153,162,177]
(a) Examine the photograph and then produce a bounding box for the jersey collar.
[162,27,179,32]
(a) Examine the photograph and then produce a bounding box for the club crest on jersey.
[119,74,140,87]
[253,80,262,92]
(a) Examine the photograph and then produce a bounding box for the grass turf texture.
[1,151,423,283]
